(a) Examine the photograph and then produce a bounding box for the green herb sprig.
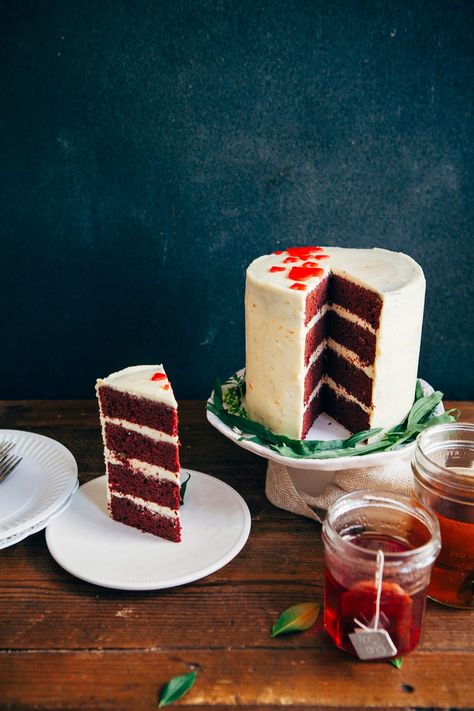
[222,371,247,416]
[180,472,191,505]
[207,373,460,460]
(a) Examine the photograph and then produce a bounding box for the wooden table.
[0,400,472,711]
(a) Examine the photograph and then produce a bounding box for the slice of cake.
[96,365,181,542]
[245,246,425,438]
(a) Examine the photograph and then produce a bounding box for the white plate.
[0,481,79,550]
[0,430,78,543]
[45,471,251,590]
[207,375,439,472]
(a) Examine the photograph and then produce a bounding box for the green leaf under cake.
[207,375,460,460]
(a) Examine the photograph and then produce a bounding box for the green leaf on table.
[271,602,320,637]
[180,472,191,505]
[158,672,196,707]
[390,657,403,670]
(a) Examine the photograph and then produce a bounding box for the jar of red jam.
[322,490,441,659]
[413,423,474,608]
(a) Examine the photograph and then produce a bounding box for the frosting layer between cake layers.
[245,247,425,439]
[96,364,181,542]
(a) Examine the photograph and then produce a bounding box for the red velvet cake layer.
[321,383,370,433]
[304,350,326,405]
[325,348,373,407]
[305,277,329,326]
[326,310,376,366]
[98,386,178,436]
[110,495,181,542]
[328,275,382,330]
[302,389,323,438]
[304,316,327,366]
[104,422,180,472]
[301,271,383,436]
[107,462,180,510]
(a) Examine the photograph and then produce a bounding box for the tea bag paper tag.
[350,549,398,661]
[349,628,397,660]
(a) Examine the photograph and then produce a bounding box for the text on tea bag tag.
[349,549,398,660]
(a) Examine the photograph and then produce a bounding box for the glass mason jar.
[322,490,441,659]
[413,422,474,608]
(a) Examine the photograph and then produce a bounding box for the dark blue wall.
[2,1,473,400]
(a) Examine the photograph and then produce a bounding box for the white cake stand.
[206,376,439,497]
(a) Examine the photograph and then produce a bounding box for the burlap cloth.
[265,457,414,523]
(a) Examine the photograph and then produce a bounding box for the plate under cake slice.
[96,365,181,542]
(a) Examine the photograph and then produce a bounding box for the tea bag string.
[354,549,384,632]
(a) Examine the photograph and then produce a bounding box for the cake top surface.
[246,246,424,295]
[97,365,177,408]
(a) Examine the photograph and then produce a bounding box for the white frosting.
[306,304,328,332]
[246,276,307,437]
[105,451,179,483]
[96,365,177,409]
[323,247,424,293]
[306,340,326,370]
[330,303,375,334]
[245,247,425,438]
[369,274,425,429]
[246,252,330,294]
[305,380,323,408]
[102,417,178,445]
[108,489,178,518]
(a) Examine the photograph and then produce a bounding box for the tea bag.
[349,550,398,660]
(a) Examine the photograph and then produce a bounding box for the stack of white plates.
[0,430,78,550]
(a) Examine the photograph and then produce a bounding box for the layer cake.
[96,365,181,542]
[245,246,425,438]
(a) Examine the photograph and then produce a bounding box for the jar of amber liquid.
[413,423,474,608]
[322,490,440,659]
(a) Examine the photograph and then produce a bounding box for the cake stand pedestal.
[285,465,335,497]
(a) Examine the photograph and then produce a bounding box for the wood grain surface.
[0,400,472,711]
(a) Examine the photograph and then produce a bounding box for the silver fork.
[0,440,22,484]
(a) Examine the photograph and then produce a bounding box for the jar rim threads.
[322,489,441,569]
[414,423,474,502]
